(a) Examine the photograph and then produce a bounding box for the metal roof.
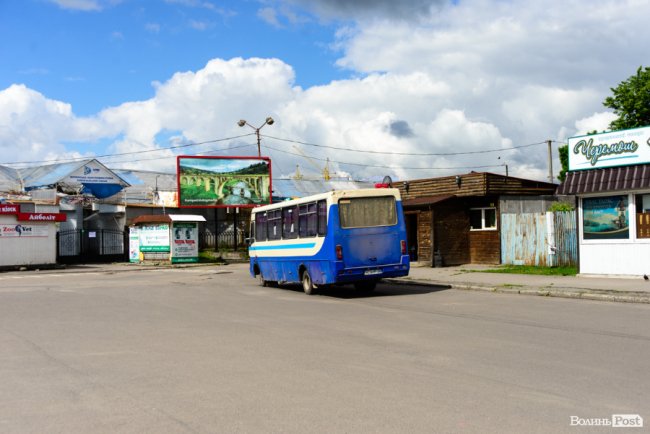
[557,164,650,195]
[271,178,373,199]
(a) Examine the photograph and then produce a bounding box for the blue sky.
[1,0,344,115]
[1,0,648,182]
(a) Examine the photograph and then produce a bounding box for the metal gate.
[57,229,127,263]
[501,211,577,267]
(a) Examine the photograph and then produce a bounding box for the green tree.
[557,144,568,182]
[558,130,597,182]
[603,66,650,131]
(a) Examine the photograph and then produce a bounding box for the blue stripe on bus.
[249,242,317,251]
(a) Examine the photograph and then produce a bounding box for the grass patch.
[480,265,577,276]
[198,250,227,264]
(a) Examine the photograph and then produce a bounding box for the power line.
[262,134,546,156]
[263,144,504,171]
[104,143,255,168]
[0,133,256,166]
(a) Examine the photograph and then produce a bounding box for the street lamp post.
[237,117,274,157]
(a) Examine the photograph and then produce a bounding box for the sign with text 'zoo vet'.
[568,125,650,171]
[177,156,272,208]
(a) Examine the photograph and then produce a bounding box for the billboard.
[568,126,650,171]
[177,156,272,208]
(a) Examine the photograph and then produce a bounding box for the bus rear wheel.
[302,270,316,295]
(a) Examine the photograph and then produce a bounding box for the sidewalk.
[388,264,650,304]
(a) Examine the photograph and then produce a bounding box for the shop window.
[635,194,650,239]
[582,195,629,240]
[469,208,497,230]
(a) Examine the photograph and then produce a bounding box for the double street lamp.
[237,117,274,157]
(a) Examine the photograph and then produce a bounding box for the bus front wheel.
[302,270,316,295]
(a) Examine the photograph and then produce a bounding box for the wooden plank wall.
[434,202,470,266]
[396,172,557,199]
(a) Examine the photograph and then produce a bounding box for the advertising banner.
[138,224,170,252]
[582,195,629,240]
[171,222,199,263]
[177,156,271,208]
[568,126,650,171]
[129,227,141,262]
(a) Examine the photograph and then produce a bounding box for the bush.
[550,201,575,212]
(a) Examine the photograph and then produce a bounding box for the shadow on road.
[277,282,451,299]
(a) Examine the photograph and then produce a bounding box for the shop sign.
[0,224,50,237]
[0,204,20,214]
[568,126,650,171]
[16,212,67,222]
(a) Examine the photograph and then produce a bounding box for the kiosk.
[130,215,206,264]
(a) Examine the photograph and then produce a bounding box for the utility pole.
[547,140,554,183]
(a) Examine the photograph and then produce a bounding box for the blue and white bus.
[248,188,410,294]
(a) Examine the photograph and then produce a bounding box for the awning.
[557,164,650,195]
[403,194,456,207]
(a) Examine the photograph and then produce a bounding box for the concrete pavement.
[390,264,650,304]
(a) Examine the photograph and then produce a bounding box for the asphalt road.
[0,264,648,433]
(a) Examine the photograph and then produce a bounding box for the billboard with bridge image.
[177,156,272,208]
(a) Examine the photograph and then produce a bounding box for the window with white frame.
[469,207,497,230]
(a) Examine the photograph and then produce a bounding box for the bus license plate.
[364,269,382,276]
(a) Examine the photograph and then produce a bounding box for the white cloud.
[574,112,618,136]
[49,0,102,11]
[49,0,121,11]
[4,0,650,183]
[145,23,161,33]
[258,7,282,28]
[0,85,100,165]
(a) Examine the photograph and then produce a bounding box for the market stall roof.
[557,164,650,195]
[271,178,373,200]
[18,159,130,199]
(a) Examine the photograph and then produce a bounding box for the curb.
[387,278,650,304]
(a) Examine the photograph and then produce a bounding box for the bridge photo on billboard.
[177,156,272,208]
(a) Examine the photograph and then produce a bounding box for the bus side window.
[268,209,282,240]
[283,205,298,239]
[317,200,327,236]
[299,202,318,237]
[255,212,267,241]
[248,221,255,244]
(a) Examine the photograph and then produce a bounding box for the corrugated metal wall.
[553,211,577,267]
[501,211,577,267]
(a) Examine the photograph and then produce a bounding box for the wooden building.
[394,172,557,266]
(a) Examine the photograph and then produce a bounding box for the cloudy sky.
[0,0,647,182]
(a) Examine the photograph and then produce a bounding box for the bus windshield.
[338,196,397,228]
